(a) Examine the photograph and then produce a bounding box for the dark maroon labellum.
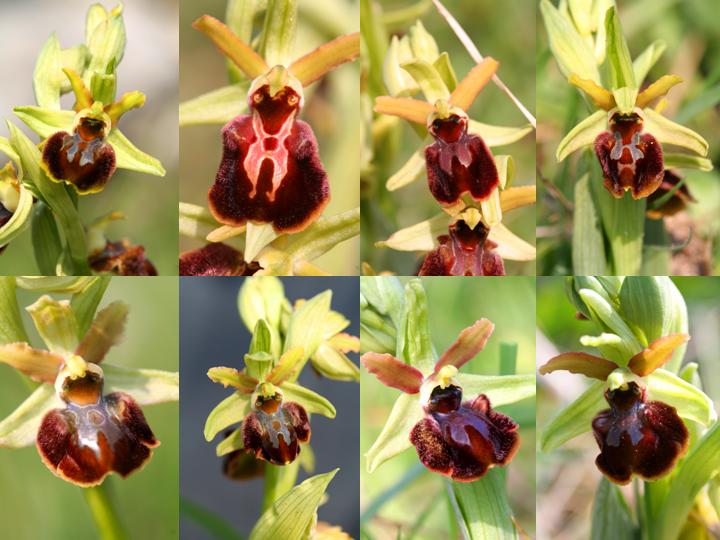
[594,112,664,199]
[42,118,116,194]
[179,243,261,276]
[647,170,696,219]
[208,84,330,234]
[592,381,688,485]
[89,240,158,276]
[409,385,519,482]
[222,428,265,480]
[0,202,12,254]
[418,220,505,276]
[36,372,158,487]
[425,114,499,206]
[242,394,310,465]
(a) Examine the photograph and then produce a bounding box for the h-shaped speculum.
[610,131,644,162]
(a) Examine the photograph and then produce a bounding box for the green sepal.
[540,380,605,452]
[179,83,248,126]
[204,392,251,441]
[258,0,297,67]
[468,120,534,148]
[238,277,285,357]
[611,87,638,114]
[33,34,63,110]
[249,469,338,540]
[455,373,535,407]
[642,108,709,157]
[360,275,405,331]
[556,109,606,161]
[70,276,110,338]
[646,369,716,426]
[103,364,179,405]
[278,381,336,418]
[179,202,219,241]
[283,290,332,366]
[365,392,424,473]
[399,279,435,373]
[633,40,666,85]
[662,153,713,172]
[540,0,600,83]
[249,319,273,355]
[0,384,62,448]
[386,149,424,191]
[604,7,636,90]
[310,342,359,382]
[280,207,360,264]
[375,212,446,252]
[26,295,79,355]
[107,128,166,176]
[215,427,243,456]
[244,351,274,381]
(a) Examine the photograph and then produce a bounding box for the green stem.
[262,461,299,511]
[83,484,127,540]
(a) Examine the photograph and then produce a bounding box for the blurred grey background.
[180,277,360,538]
[0,0,178,274]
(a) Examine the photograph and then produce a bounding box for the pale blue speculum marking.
[256,407,293,448]
[61,133,105,166]
[65,400,123,457]
[610,131,644,162]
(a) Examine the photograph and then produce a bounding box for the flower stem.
[83,484,127,540]
[262,461,300,511]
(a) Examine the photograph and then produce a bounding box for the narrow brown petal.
[539,352,619,380]
[434,319,495,375]
[360,352,423,393]
[628,334,690,377]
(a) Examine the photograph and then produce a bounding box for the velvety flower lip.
[207,69,330,234]
[410,384,519,482]
[592,382,688,485]
[37,366,159,487]
[646,170,696,219]
[242,393,310,465]
[594,109,664,199]
[179,243,261,276]
[42,117,117,195]
[89,240,158,276]
[418,219,505,276]
[426,109,499,207]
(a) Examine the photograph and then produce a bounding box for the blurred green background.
[536,276,720,539]
[0,277,179,539]
[0,0,179,275]
[179,0,360,275]
[536,0,720,275]
[361,277,536,539]
[361,0,536,276]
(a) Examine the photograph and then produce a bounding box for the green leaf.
[450,468,518,540]
[249,469,338,540]
[556,109,606,161]
[642,108,709,157]
[655,422,720,540]
[540,381,605,452]
[604,7,636,90]
[179,83,248,126]
[30,202,62,275]
[204,392,251,441]
[366,393,424,473]
[633,40,666,85]
[103,364,179,406]
[33,34,63,110]
[258,0,297,67]
[468,121,534,148]
[540,0,600,83]
[455,373,535,407]
[70,276,111,338]
[278,381,336,418]
[284,290,332,364]
[0,278,29,344]
[0,384,62,448]
[107,128,166,176]
[591,477,634,540]
[646,369,716,426]
[401,59,450,103]
[180,496,246,540]
[400,280,435,373]
[26,295,79,355]
[573,173,607,274]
